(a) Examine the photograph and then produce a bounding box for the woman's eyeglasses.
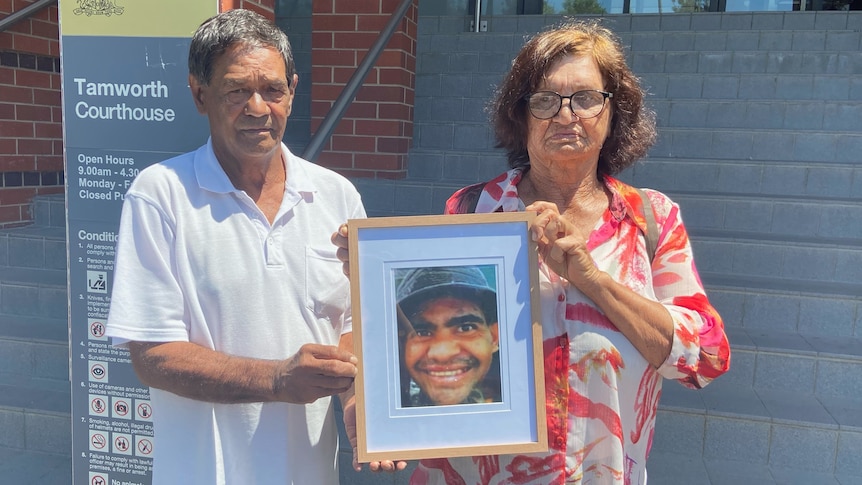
[525,90,613,120]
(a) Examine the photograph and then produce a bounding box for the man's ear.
[188,74,207,114]
[289,73,299,93]
[490,322,499,352]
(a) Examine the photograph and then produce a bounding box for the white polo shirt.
[106,139,365,485]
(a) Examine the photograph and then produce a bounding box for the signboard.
[60,2,216,483]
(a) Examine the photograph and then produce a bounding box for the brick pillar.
[311,0,417,179]
[220,0,275,18]
[0,1,63,227]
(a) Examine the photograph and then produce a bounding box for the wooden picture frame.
[348,212,546,462]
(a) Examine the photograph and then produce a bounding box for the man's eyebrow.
[444,313,486,327]
[221,77,289,88]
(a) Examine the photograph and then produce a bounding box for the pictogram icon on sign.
[91,397,106,414]
[137,402,152,419]
[90,362,107,381]
[137,438,153,456]
[87,271,108,293]
[90,320,105,338]
[91,474,107,485]
[91,433,107,450]
[115,435,129,452]
[114,399,129,417]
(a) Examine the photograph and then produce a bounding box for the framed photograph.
[348,212,546,462]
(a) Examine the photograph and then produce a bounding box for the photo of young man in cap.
[395,265,502,407]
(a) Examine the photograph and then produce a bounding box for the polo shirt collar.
[193,138,318,197]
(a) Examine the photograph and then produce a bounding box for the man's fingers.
[312,376,354,392]
[336,246,350,276]
[332,224,352,276]
[304,343,358,366]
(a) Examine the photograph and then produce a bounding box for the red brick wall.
[220,0,275,18]
[311,0,417,179]
[0,0,63,227]
[2,0,412,224]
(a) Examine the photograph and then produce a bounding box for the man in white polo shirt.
[106,9,374,484]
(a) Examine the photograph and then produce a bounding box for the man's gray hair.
[188,9,295,86]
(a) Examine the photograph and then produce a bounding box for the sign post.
[59,2,216,483]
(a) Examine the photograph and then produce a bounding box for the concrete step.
[691,235,861,299]
[626,158,862,200]
[630,51,862,76]
[683,203,862,246]
[352,176,470,217]
[0,371,71,456]
[650,98,862,132]
[646,450,861,485]
[707,284,860,338]
[625,26,862,51]
[0,314,69,381]
[0,315,70,460]
[0,446,71,484]
[649,127,862,164]
[422,12,862,38]
[0,270,67,320]
[404,149,506,185]
[28,193,66,229]
[0,224,67,272]
[419,19,860,55]
[641,71,862,101]
[650,327,862,482]
[721,327,862,401]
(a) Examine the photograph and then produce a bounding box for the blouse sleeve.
[648,191,731,388]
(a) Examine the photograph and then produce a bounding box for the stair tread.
[647,451,859,485]
[0,267,67,287]
[0,372,70,415]
[0,315,68,344]
[701,272,862,299]
[658,327,862,431]
[0,224,65,239]
[660,381,862,432]
[727,326,862,361]
[0,446,71,483]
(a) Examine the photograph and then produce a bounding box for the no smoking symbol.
[91,433,106,449]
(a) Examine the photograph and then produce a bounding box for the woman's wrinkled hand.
[526,201,603,289]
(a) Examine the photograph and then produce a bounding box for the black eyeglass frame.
[524,90,614,120]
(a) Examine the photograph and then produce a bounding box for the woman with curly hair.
[427,19,730,484]
[335,19,730,484]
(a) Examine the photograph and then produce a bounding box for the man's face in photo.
[403,296,499,406]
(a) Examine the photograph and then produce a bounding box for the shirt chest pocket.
[305,246,350,324]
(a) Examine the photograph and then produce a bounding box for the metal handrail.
[0,0,56,34]
[302,0,414,162]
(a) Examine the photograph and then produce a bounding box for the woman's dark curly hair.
[491,19,656,176]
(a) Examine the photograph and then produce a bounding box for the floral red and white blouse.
[410,168,730,485]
